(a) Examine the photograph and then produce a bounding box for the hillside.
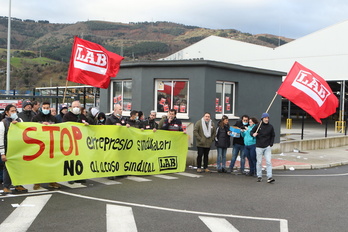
[0,17,293,90]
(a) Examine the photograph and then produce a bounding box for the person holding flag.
[251,113,275,183]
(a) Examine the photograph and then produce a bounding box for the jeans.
[197,147,210,169]
[244,144,256,175]
[216,147,227,170]
[3,163,11,188]
[256,146,273,178]
[229,144,245,171]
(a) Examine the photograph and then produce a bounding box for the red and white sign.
[278,62,338,123]
[67,37,124,89]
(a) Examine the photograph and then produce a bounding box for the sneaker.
[204,168,210,173]
[48,182,61,189]
[33,184,41,190]
[217,169,222,173]
[267,178,275,183]
[257,177,262,182]
[222,168,227,173]
[197,168,202,173]
[3,187,11,194]
[226,168,232,173]
[14,185,28,193]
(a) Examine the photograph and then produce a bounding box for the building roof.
[163,20,348,81]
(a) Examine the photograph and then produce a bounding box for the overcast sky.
[1,0,348,39]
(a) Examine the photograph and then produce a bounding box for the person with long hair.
[0,104,28,194]
[215,115,231,173]
[241,117,258,176]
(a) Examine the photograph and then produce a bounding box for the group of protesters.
[194,112,275,183]
[0,99,186,194]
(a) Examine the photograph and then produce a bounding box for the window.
[155,80,189,117]
[111,80,132,113]
[216,81,235,116]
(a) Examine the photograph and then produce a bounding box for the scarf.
[202,118,211,138]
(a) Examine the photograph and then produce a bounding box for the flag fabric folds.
[278,62,338,123]
[67,37,124,89]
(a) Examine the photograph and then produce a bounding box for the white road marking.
[58,181,87,188]
[199,216,239,232]
[0,194,52,231]
[174,172,202,178]
[107,204,138,232]
[274,173,348,177]
[153,174,178,180]
[126,176,152,182]
[91,178,122,185]
[58,191,288,232]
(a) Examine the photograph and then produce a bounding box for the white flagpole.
[6,0,11,94]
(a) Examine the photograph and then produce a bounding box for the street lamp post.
[6,0,11,94]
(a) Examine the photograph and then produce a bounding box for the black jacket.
[32,112,58,124]
[140,118,158,130]
[161,117,183,131]
[250,122,275,148]
[233,120,248,145]
[215,124,231,148]
[18,110,36,122]
[62,112,88,123]
[105,114,127,125]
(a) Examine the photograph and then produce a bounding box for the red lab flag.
[277,62,338,123]
[67,37,124,89]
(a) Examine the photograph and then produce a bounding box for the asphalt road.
[1,166,348,232]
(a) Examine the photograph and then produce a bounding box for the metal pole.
[301,111,305,140]
[6,0,11,94]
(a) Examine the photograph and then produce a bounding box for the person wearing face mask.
[62,100,89,125]
[31,102,60,190]
[0,104,28,194]
[32,102,58,125]
[18,99,36,122]
[126,110,140,128]
[105,104,127,126]
[96,112,106,125]
[227,115,249,174]
[62,100,88,184]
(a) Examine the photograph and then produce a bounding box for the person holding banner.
[214,115,231,173]
[126,110,140,128]
[161,109,183,132]
[31,102,60,190]
[63,101,89,125]
[18,99,35,122]
[106,104,127,126]
[139,110,158,131]
[251,113,275,183]
[0,104,28,194]
[194,112,216,173]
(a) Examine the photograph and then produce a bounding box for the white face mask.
[42,109,50,115]
[72,107,81,115]
[10,113,18,120]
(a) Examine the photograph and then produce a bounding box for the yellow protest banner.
[6,122,188,185]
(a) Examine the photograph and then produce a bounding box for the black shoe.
[68,181,75,184]
[108,176,115,180]
[218,169,222,173]
[222,168,227,173]
[257,177,262,182]
[267,178,275,183]
[75,179,86,183]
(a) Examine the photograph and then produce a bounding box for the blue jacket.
[241,124,256,146]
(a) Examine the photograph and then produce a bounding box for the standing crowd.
[0,100,185,194]
[194,112,275,183]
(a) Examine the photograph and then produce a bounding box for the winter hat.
[91,107,99,117]
[22,99,33,109]
[261,112,270,119]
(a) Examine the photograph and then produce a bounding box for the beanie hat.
[22,99,33,109]
[91,107,99,117]
[261,112,270,119]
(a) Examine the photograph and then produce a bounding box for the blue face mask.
[100,119,105,122]
[42,109,50,115]
[10,113,18,120]
[243,122,248,125]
